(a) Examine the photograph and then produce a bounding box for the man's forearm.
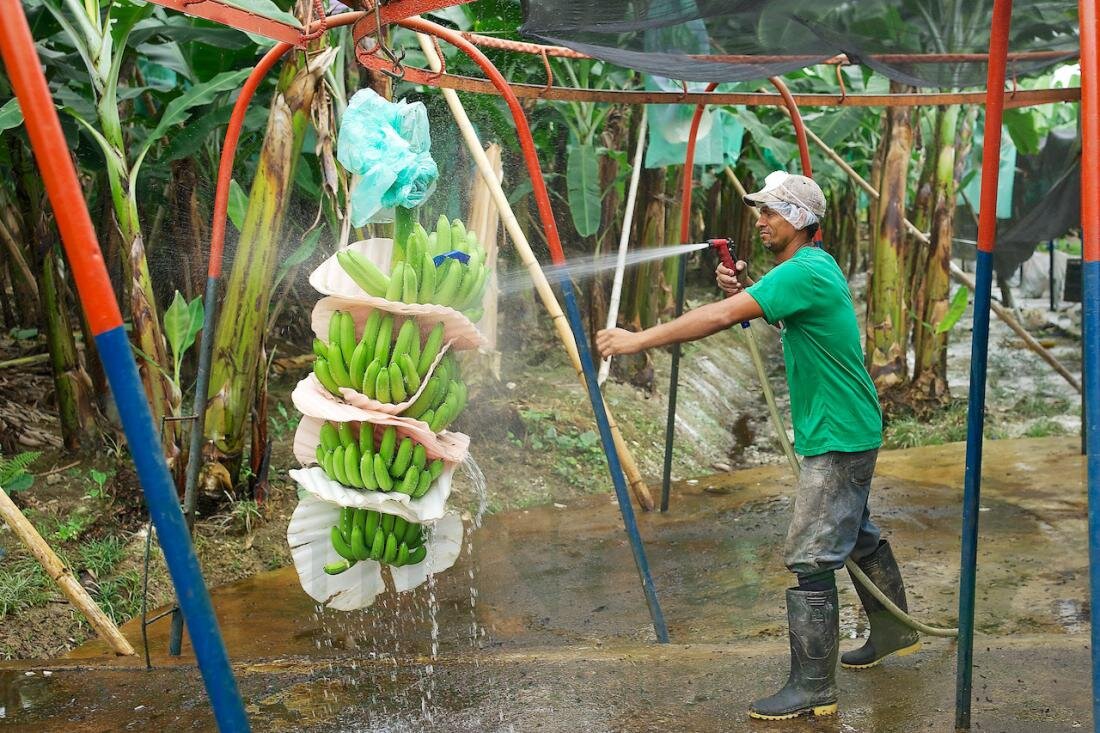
[637,292,762,350]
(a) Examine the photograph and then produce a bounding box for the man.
[596,172,920,720]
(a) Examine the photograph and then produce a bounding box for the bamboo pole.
[0,488,135,656]
[416,32,655,510]
[467,144,503,352]
[782,111,1082,393]
[598,106,647,385]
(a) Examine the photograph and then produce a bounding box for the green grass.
[77,536,126,577]
[884,403,1007,450]
[0,559,52,619]
[1023,418,1068,439]
[93,569,143,625]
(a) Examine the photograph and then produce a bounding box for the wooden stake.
[0,488,136,656]
[416,32,655,510]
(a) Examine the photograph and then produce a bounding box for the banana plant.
[30,0,251,468]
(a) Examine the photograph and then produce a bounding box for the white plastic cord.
[598,107,647,386]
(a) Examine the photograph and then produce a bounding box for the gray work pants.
[783,448,881,577]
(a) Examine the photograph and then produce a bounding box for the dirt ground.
[1,436,1092,732]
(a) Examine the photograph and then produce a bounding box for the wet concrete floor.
[1,437,1091,731]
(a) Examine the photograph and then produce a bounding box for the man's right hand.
[716,260,752,296]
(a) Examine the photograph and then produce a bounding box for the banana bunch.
[335,215,489,320]
[313,310,446,403]
[316,421,445,497]
[325,507,427,575]
[400,351,467,432]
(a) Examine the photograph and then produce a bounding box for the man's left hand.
[596,328,643,358]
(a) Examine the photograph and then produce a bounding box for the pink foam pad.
[292,378,470,463]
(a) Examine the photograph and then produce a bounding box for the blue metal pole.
[661,253,689,512]
[561,278,670,643]
[955,0,1012,728]
[96,329,250,731]
[1079,0,1100,724]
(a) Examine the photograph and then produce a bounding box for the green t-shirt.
[746,246,882,456]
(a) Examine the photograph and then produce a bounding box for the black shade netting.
[520,0,1078,88]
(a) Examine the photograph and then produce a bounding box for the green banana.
[399,465,419,495]
[381,513,395,535]
[385,262,405,301]
[391,437,414,477]
[412,443,427,472]
[327,341,352,389]
[429,401,452,432]
[402,375,438,420]
[339,311,356,365]
[340,507,354,539]
[436,214,451,250]
[369,527,385,560]
[407,545,427,565]
[388,363,407,402]
[417,323,445,378]
[428,459,444,481]
[330,525,356,561]
[402,521,421,546]
[313,358,341,395]
[379,426,397,466]
[345,443,363,488]
[427,231,439,255]
[337,250,390,297]
[362,358,383,398]
[464,306,484,323]
[412,472,429,499]
[373,453,394,491]
[320,422,340,452]
[382,533,398,563]
[315,444,326,467]
[433,259,462,306]
[313,338,327,358]
[328,310,342,348]
[331,446,349,484]
[337,422,355,448]
[361,310,383,362]
[351,519,369,561]
[359,423,374,454]
[361,451,378,490]
[349,340,370,388]
[418,255,437,303]
[451,219,466,250]
[364,510,380,545]
[392,320,419,365]
[324,558,356,575]
[374,314,394,364]
[399,353,421,394]
[395,543,410,567]
[392,516,408,540]
[375,367,391,403]
[402,265,418,304]
[322,449,334,477]
[419,409,435,427]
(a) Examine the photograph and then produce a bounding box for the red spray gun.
[707,238,750,329]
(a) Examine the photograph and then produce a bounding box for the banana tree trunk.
[203,48,334,478]
[40,246,96,450]
[865,82,914,393]
[910,105,960,402]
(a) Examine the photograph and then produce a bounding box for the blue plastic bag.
[337,89,438,226]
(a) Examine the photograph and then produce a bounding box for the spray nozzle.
[708,238,749,329]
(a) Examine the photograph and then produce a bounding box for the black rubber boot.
[748,588,839,720]
[842,539,921,669]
